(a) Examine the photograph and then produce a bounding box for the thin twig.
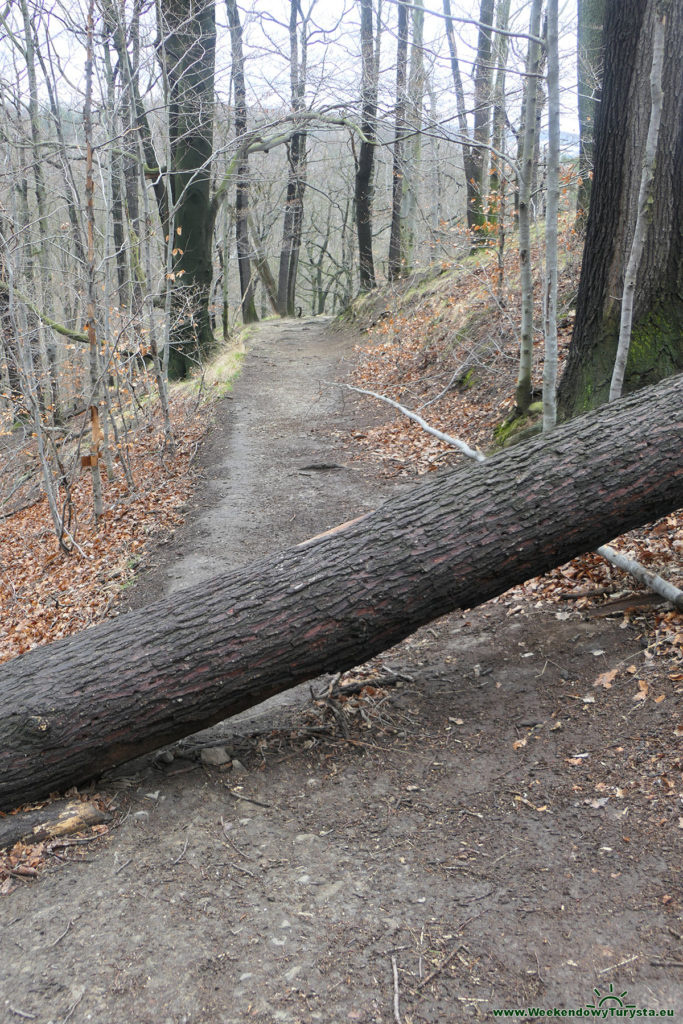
[62,992,83,1024]
[49,832,109,849]
[172,831,190,865]
[598,954,639,975]
[8,1006,37,1020]
[220,817,250,859]
[418,941,464,989]
[227,861,256,878]
[224,788,272,809]
[391,955,401,1024]
[48,920,73,948]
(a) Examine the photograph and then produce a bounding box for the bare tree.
[388,0,409,280]
[576,0,605,227]
[277,0,309,316]
[609,5,666,402]
[226,0,258,324]
[515,0,544,416]
[543,0,561,431]
[354,0,381,291]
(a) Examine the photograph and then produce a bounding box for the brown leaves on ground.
[345,231,682,664]
[0,792,114,896]
[0,394,209,665]
[346,228,578,475]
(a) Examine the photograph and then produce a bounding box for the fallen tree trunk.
[1,374,681,811]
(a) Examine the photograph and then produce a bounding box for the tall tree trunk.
[609,7,666,402]
[157,0,217,378]
[543,0,561,431]
[388,0,409,281]
[102,43,130,312]
[84,0,104,521]
[277,0,308,317]
[399,0,424,271]
[226,0,258,325]
[558,0,683,418]
[576,0,606,227]
[489,0,511,212]
[355,0,380,291]
[99,0,144,318]
[18,0,54,417]
[442,0,495,239]
[529,15,548,222]
[515,0,544,415]
[248,214,280,314]
[1,372,681,812]
[469,0,495,237]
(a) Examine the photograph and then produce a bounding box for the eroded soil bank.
[1,318,680,1024]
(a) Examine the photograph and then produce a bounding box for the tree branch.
[336,381,682,610]
[329,381,486,462]
[0,280,88,344]
[596,544,683,611]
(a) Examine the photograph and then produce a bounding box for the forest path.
[2,318,679,1024]
[129,315,402,602]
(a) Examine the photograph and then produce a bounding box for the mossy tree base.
[558,0,682,420]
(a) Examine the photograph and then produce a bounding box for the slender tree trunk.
[248,214,280,314]
[388,0,409,281]
[277,0,308,317]
[490,0,511,301]
[1,373,681,812]
[558,0,683,417]
[157,0,217,377]
[442,0,474,223]
[399,0,424,271]
[489,0,511,212]
[576,0,606,227]
[226,0,258,324]
[529,15,548,222]
[609,7,666,401]
[18,0,54,417]
[543,0,560,431]
[355,0,380,291]
[102,44,130,311]
[515,0,543,415]
[469,0,495,237]
[84,0,104,521]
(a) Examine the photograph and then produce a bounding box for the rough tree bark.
[399,0,425,271]
[0,373,681,812]
[226,0,258,325]
[355,0,380,292]
[442,0,495,239]
[558,0,683,417]
[515,0,544,415]
[468,0,495,236]
[157,0,217,378]
[576,0,606,227]
[277,0,308,317]
[388,0,409,281]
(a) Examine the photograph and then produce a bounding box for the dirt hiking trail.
[1,318,680,1024]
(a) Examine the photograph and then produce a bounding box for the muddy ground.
[1,318,681,1024]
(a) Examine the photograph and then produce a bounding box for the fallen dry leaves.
[0,393,209,665]
[344,229,681,664]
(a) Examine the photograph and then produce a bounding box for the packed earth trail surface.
[1,318,681,1024]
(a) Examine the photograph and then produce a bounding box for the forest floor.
[1,314,682,1024]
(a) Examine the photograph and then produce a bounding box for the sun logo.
[585,983,636,1010]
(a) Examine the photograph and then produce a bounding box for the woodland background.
[0,0,681,656]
